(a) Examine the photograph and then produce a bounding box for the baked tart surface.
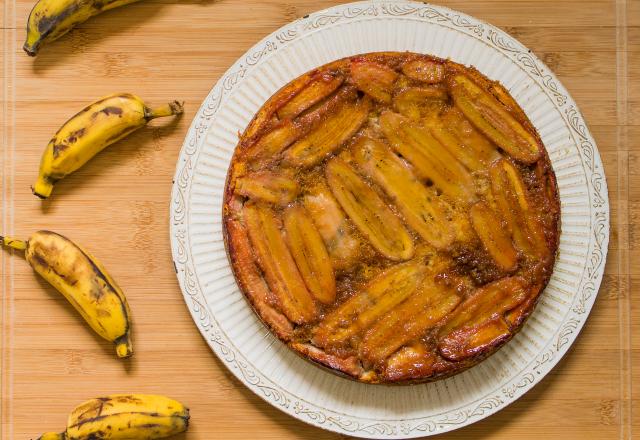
[223,52,560,384]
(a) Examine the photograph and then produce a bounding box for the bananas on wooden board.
[33,93,183,199]
[37,394,189,440]
[24,0,142,56]
[1,231,133,358]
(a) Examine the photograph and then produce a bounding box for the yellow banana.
[1,231,133,358]
[38,394,189,440]
[33,93,183,199]
[24,0,142,56]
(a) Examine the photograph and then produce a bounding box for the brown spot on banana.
[99,106,123,117]
[52,128,86,158]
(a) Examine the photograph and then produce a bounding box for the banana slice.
[243,203,317,324]
[450,74,541,163]
[350,59,398,103]
[313,262,426,347]
[362,272,461,364]
[423,116,489,172]
[439,276,528,336]
[284,205,336,304]
[401,59,445,83]
[469,202,518,272]
[325,158,414,261]
[393,86,448,120]
[245,87,356,169]
[382,342,442,382]
[439,317,511,361]
[440,107,501,166]
[353,137,455,249]
[284,97,371,168]
[303,183,360,270]
[490,159,549,259]
[235,171,299,205]
[379,111,476,204]
[504,286,542,329]
[437,276,528,360]
[277,72,344,120]
[243,121,302,170]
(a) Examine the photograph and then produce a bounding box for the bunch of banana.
[33,93,183,199]
[1,231,133,358]
[24,0,142,56]
[38,394,189,440]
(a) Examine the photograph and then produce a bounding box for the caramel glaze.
[223,52,560,384]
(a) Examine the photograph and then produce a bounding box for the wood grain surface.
[0,0,635,438]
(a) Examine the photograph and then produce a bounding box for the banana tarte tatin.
[223,52,560,384]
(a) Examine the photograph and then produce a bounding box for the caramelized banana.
[353,137,455,249]
[438,276,528,337]
[439,317,511,361]
[303,184,360,270]
[437,276,528,360]
[350,59,398,103]
[379,111,476,204]
[393,86,448,120]
[235,171,299,205]
[284,205,336,304]
[440,107,501,166]
[362,275,461,364]
[450,75,540,163]
[425,118,485,171]
[401,59,445,83]
[243,203,317,324]
[325,158,414,261]
[284,97,370,168]
[504,285,542,329]
[313,262,426,347]
[245,87,356,169]
[490,159,549,259]
[277,73,344,120]
[243,121,301,169]
[469,202,518,272]
[382,343,442,382]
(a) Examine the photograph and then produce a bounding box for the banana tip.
[115,339,133,358]
[32,178,53,199]
[23,43,37,57]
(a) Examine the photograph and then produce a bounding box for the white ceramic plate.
[170,2,609,437]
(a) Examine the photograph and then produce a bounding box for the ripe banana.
[24,0,142,56]
[1,231,133,358]
[33,93,183,199]
[37,394,189,440]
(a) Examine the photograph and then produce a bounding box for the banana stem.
[145,101,184,120]
[0,236,27,252]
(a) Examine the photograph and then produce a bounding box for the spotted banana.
[38,394,189,440]
[24,0,142,56]
[1,230,133,358]
[33,93,183,199]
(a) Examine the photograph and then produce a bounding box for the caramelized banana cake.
[223,52,560,384]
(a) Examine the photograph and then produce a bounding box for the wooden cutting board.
[0,0,635,438]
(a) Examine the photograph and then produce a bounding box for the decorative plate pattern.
[170,1,609,437]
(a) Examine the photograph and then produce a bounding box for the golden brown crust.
[223,52,561,384]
